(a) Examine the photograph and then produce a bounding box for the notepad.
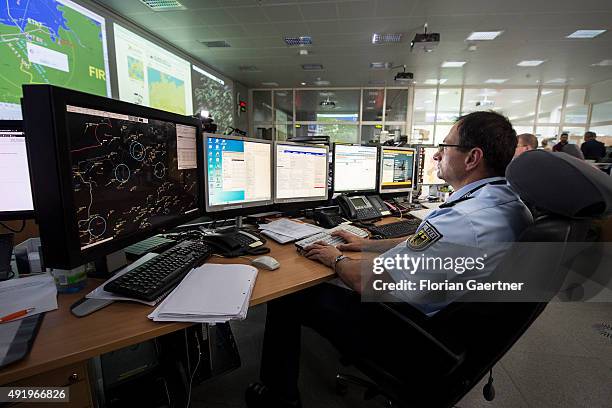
[0,274,57,323]
[148,264,258,324]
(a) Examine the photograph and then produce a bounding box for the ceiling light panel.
[485,79,508,84]
[546,78,567,84]
[302,64,324,71]
[372,33,403,44]
[199,40,231,48]
[517,60,545,67]
[441,61,466,68]
[284,36,313,46]
[466,31,503,41]
[261,82,279,87]
[424,79,447,85]
[139,0,185,11]
[566,30,606,39]
[592,59,612,66]
[370,62,393,69]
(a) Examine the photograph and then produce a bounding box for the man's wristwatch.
[333,255,349,271]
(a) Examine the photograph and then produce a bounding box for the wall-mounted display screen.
[192,65,233,133]
[114,24,193,116]
[0,0,111,119]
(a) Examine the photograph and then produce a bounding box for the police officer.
[246,111,533,408]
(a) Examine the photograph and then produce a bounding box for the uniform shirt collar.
[446,176,507,204]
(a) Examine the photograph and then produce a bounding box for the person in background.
[561,143,585,160]
[580,131,606,161]
[553,132,569,152]
[541,138,553,152]
[514,133,538,157]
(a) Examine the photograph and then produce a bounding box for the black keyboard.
[104,240,213,301]
[366,219,422,239]
[124,235,176,260]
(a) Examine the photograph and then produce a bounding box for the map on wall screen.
[0,0,111,120]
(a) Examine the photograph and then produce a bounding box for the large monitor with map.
[22,84,202,269]
[420,146,445,185]
[192,65,234,133]
[114,24,193,116]
[0,0,111,120]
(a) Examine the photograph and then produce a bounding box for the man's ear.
[464,147,484,171]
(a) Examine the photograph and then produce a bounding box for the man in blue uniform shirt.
[246,111,533,408]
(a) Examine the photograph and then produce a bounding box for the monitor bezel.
[273,140,329,204]
[0,120,36,221]
[22,84,203,269]
[332,143,379,195]
[203,134,274,213]
[418,145,447,186]
[378,145,417,195]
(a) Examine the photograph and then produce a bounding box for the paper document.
[259,229,296,244]
[149,264,258,324]
[0,274,57,323]
[259,218,324,242]
[87,253,166,306]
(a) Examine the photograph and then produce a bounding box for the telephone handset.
[313,208,349,229]
[336,195,390,221]
[201,230,269,257]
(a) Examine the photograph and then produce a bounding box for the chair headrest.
[506,150,612,218]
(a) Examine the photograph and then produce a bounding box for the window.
[411,124,435,145]
[295,123,359,144]
[253,91,272,123]
[361,125,383,144]
[385,89,408,122]
[274,90,293,123]
[563,89,588,124]
[537,89,563,124]
[591,101,612,123]
[413,89,436,123]
[295,90,360,122]
[436,88,461,122]
[362,89,384,121]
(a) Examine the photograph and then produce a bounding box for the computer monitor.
[332,144,378,194]
[204,134,273,212]
[420,146,446,186]
[22,85,202,269]
[0,121,35,220]
[274,141,329,204]
[378,146,417,195]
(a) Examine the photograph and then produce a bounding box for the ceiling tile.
[337,1,376,19]
[161,9,237,27]
[261,4,303,22]
[273,22,311,36]
[375,0,418,17]
[226,6,271,22]
[212,25,249,38]
[156,26,219,42]
[299,3,339,21]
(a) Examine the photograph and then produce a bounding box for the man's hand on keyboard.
[333,230,368,252]
[303,242,342,268]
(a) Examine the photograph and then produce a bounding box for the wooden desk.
[0,239,335,386]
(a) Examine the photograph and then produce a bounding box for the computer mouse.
[251,256,280,271]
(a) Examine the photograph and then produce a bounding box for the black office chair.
[335,151,612,408]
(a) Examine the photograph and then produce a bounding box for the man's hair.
[455,111,517,176]
[561,132,569,137]
[517,133,538,149]
[585,131,596,139]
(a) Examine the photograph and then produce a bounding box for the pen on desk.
[0,307,36,323]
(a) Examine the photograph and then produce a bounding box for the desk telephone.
[200,229,270,257]
[336,195,391,221]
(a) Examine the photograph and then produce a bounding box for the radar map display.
[66,105,198,250]
[0,0,111,120]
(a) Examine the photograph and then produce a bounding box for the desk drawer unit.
[5,361,92,408]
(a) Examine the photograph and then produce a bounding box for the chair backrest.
[380,151,612,407]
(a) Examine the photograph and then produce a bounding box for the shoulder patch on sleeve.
[407,221,442,251]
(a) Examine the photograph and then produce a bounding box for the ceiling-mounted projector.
[411,23,440,53]
[393,65,414,83]
[320,98,336,108]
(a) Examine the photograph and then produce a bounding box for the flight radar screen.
[66,105,199,250]
[0,0,111,120]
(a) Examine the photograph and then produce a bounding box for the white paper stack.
[0,274,58,322]
[148,264,258,324]
[259,218,324,244]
